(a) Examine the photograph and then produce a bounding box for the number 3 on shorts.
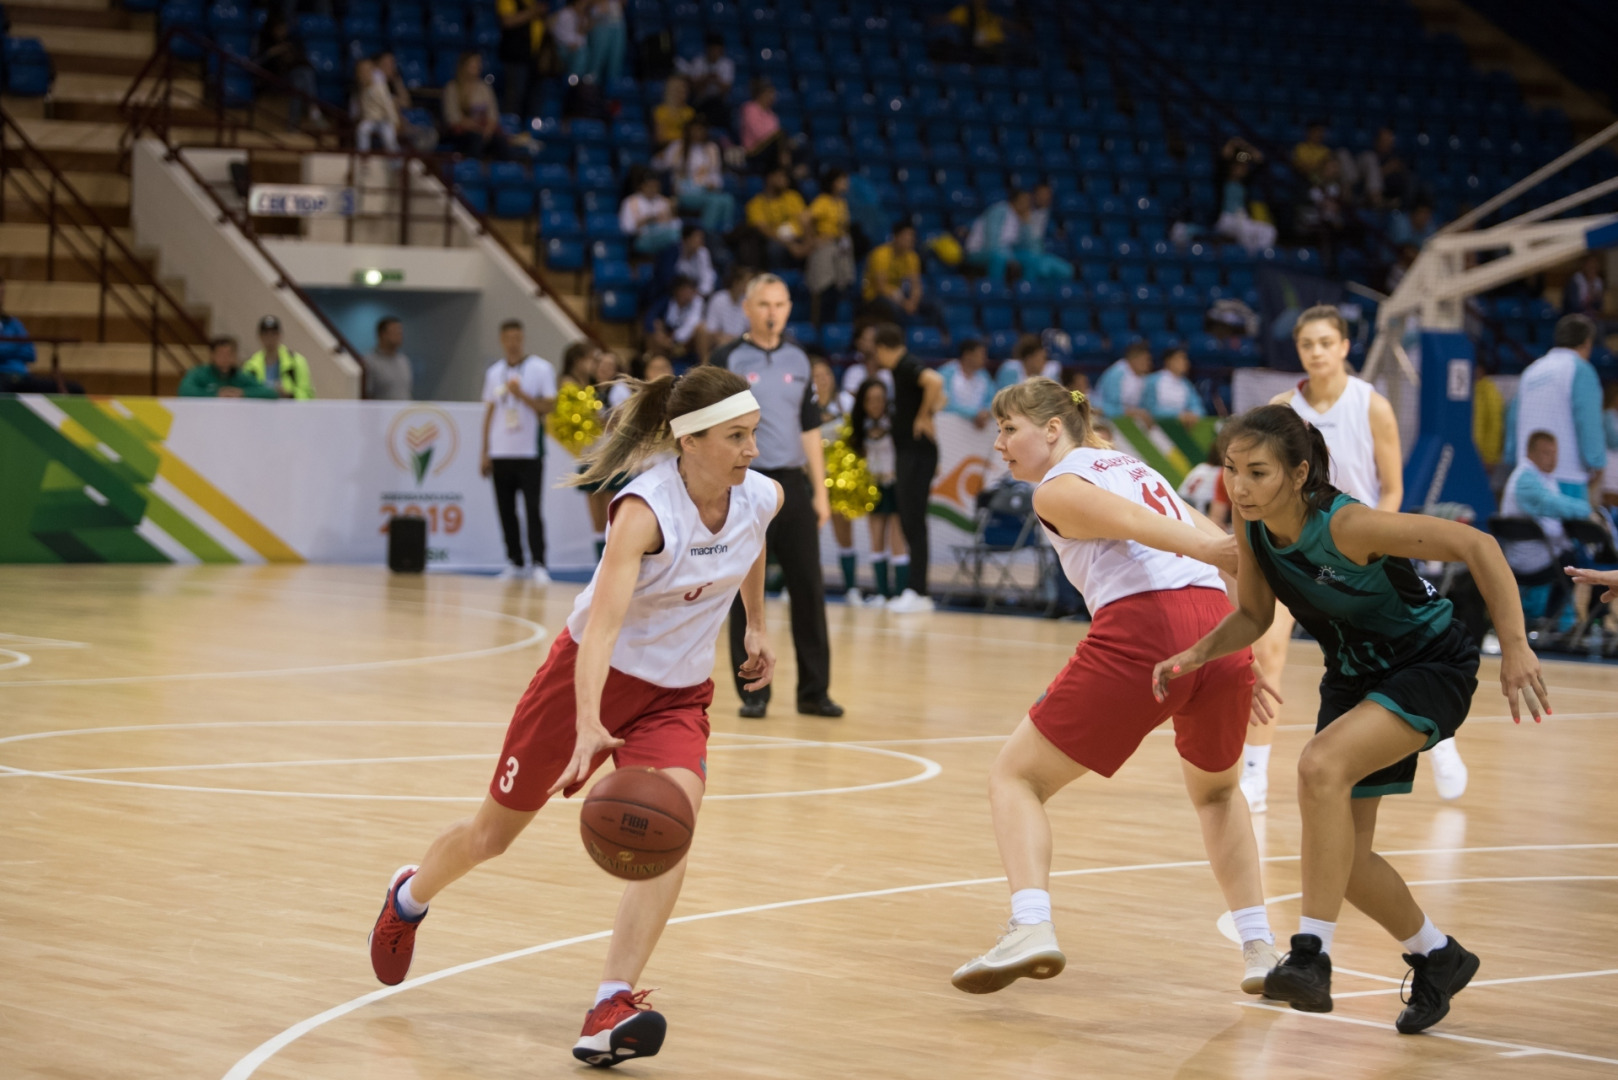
[498,755,519,793]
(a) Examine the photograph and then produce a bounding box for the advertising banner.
[0,395,597,569]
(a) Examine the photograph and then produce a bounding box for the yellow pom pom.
[822,420,879,519]
[548,383,605,457]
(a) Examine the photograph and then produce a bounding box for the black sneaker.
[797,696,845,717]
[1396,936,1480,1034]
[738,700,767,719]
[1263,933,1334,1013]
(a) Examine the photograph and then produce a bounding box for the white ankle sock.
[1244,744,1272,772]
[1298,917,1336,955]
[395,876,428,919]
[1010,888,1051,926]
[1232,905,1274,945]
[595,980,632,1006]
[1400,916,1448,956]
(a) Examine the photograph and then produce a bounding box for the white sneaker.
[887,588,935,614]
[496,565,525,581]
[1481,632,1501,656]
[1242,938,1281,995]
[531,565,551,585]
[865,594,887,608]
[1428,737,1468,801]
[845,587,864,607]
[951,920,1066,994]
[1240,764,1268,814]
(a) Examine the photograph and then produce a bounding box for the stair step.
[7,2,131,30]
[0,222,149,281]
[16,24,154,60]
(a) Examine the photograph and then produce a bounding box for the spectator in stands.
[1216,139,1277,254]
[1026,181,1055,245]
[652,75,694,149]
[807,169,857,326]
[1506,313,1608,505]
[595,349,631,408]
[1094,339,1154,423]
[841,323,894,399]
[1341,127,1411,209]
[363,315,414,400]
[1298,156,1348,252]
[1386,243,1419,293]
[1293,122,1334,184]
[740,79,791,175]
[676,33,736,131]
[869,321,946,614]
[703,265,753,352]
[255,18,322,133]
[1141,345,1205,425]
[582,0,626,83]
[0,279,37,391]
[741,168,810,269]
[654,118,735,237]
[938,338,994,429]
[632,350,675,383]
[179,337,278,399]
[654,223,716,298]
[244,316,315,400]
[548,0,588,76]
[1565,253,1605,319]
[1063,366,1092,401]
[480,318,557,583]
[643,275,705,364]
[374,53,437,152]
[1500,431,1609,619]
[618,167,682,255]
[995,332,1062,390]
[966,189,1074,285]
[860,222,926,325]
[353,58,401,154]
[1606,382,1618,453]
[1388,202,1437,248]
[495,0,546,118]
[939,0,1007,64]
[442,53,506,159]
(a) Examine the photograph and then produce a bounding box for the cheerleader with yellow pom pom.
[550,343,612,559]
[843,378,904,606]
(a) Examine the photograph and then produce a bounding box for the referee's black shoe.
[738,699,768,719]
[797,696,845,717]
[1263,934,1333,1012]
[1396,936,1479,1034]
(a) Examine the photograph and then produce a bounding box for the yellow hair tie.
[1070,390,1087,406]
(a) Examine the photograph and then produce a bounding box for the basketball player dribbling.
[1242,305,1470,812]
[368,366,782,1068]
[952,378,1284,997]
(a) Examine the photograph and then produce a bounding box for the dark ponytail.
[1223,404,1341,513]
[568,365,750,487]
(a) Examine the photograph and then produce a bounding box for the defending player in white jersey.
[368,366,782,1068]
[952,378,1283,998]
[1240,305,1468,811]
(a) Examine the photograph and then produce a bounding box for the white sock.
[1400,916,1449,956]
[594,980,632,1006]
[892,553,910,566]
[1010,888,1052,926]
[1298,917,1336,955]
[1232,905,1274,945]
[1244,744,1272,772]
[838,546,857,557]
[395,876,428,919]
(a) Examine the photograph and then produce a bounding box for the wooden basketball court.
[2,565,1615,1078]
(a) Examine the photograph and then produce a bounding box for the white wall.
[129,141,364,399]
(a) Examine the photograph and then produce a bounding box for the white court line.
[0,648,32,672]
[1331,967,1618,1000]
[1237,1001,1618,1066]
[220,842,1618,1080]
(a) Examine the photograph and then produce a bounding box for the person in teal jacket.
[178,337,279,399]
[1141,346,1206,423]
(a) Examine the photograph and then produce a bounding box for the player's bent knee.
[1295,741,1351,796]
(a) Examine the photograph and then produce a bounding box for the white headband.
[668,389,761,439]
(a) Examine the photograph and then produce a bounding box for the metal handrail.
[118,28,607,351]
[0,107,207,393]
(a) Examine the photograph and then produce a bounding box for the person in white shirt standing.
[481,319,558,583]
[702,265,753,354]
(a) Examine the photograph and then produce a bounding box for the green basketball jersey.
[1247,493,1453,679]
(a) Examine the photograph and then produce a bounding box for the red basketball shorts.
[489,630,713,812]
[1028,586,1254,777]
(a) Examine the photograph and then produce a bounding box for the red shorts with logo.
[489,630,713,812]
[1028,586,1254,777]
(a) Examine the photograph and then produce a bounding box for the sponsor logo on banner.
[381,406,468,564]
[247,184,357,217]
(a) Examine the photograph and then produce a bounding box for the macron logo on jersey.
[689,543,729,556]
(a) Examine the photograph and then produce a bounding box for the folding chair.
[1560,517,1618,655]
[951,481,1055,612]
[1487,516,1572,642]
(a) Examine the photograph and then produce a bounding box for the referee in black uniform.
[709,274,843,718]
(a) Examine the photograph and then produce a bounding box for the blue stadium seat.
[1098,309,1134,341]
[597,289,639,322]
[3,39,52,96]
[988,328,1022,357]
[584,211,625,240]
[906,326,945,357]
[544,237,586,272]
[592,259,634,289]
[821,323,854,354]
[539,208,583,239]
[787,322,820,349]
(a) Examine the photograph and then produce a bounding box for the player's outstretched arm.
[1565,565,1618,603]
[1332,504,1548,723]
[1152,520,1276,701]
[1033,474,1238,575]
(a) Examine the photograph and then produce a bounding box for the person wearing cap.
[244,315,316,400]
[708,272,842,719]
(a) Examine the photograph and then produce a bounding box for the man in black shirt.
[709,274,842,718]
[871,322,946,613]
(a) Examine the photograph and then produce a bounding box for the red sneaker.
[572,989,666,1067]
[368,864,425,986]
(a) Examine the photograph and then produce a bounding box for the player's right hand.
[1151,650,1203,702]
[1565,565,1618,603]
[547,723,625,797]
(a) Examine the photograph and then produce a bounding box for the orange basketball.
[579,768,695,880]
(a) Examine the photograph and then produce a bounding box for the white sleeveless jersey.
[1290,376,1381,506]
[1037,448,1225,614]
[1514,349,1586,486]
[566,458,774,688]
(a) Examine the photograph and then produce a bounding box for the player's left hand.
[1249,662,1283,726]
[1499,640,1549,724]
[739,627,775,692]
[1151,649,1203,702]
